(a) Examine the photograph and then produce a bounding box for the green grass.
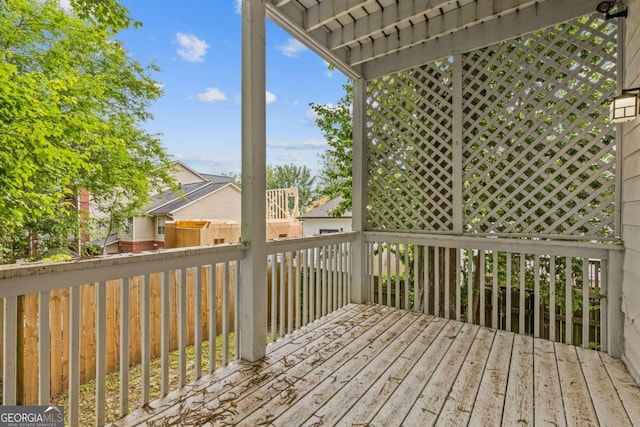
[51,334,236,426]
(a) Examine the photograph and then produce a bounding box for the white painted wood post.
[606,249,624,357]
[452,52,463,235]
[240,0,268,362]
[96,282,107,425]
[3,296,17,405]
[351,77,368,303]
[38,290,50,406]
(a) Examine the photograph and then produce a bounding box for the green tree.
[310,85,353,217]
[266,163,316,212]
[0,0,174,262]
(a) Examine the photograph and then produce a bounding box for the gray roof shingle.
[300,196,351,219]
[146,182,234,215]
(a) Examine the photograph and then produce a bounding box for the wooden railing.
[0,233,356,426]
[0,230,624,425]
[0,244,245,426]
[364,231,624,354]
[266,232,355,342]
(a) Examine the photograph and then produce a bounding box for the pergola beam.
[267,2,362,79]
[349,0,546,66]
[361,0,596,79]
[306,0,370,31]
[328,0,457,50]
[271,0,293,6]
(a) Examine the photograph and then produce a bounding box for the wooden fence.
[11,265,236,405]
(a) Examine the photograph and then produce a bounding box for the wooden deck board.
[555,342,599,426]
[334,316,449,426]
[502,334,534,426]
[366,319,464,427]
[112,304,640,427]
[402,322,479,425]
[601,352,640,425]
[437,327,494,426]
[238,309,418,425]
[468,330,513,426]
[578,347,633,426]
[291,314,441,426]
[533,339,566,427]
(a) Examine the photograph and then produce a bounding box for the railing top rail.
[0,243,247,298]
[364,231,623,259]
[266,232,357,254]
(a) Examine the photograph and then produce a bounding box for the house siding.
[301,218,352,237]
[174,164,206,185]
[622,2,640,381]
[173,185,242,221]
[134,216,156,242]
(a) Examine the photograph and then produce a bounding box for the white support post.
[351,77,368,303]
[3,296,17,405]
[452,52,463,234]
[240,0,268,362]
[606,249,624,357]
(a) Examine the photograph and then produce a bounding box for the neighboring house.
[299,196,352,237]
[300,196,402,275]
[119,162,241,252]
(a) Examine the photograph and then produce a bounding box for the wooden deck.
[114,304,640,426]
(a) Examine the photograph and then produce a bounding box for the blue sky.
[115,0,349,176]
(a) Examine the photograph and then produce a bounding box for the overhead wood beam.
[350,0,542,66]
[306,0,370,31]
[360,0,597,79]
[328,0,458,50]
[266,2,362,79]
[271,0,293,6]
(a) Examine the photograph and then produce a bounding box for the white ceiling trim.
[266,2,363,79]
[348,0,544,66]
[267,0,604,80]
[328,0,459,50]
[361,0,597,79]
[306,0,371,31]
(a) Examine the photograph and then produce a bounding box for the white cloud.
[268,152,306,164]
[278,38,308,58]
[267,138,328,149]
[176,32,209,62]
[234,0,242,14]
[266,91,277,104]
[195,87,227,102]
[305,107,322,122]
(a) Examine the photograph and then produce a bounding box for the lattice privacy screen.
[367,63,454,231]
[366,14,618,239]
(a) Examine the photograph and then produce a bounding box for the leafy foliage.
[311,85,353,217]
[0,0,175,261]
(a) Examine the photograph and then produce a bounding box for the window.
[157,217,166,235]
[319,229,339,234]
[124,217,134,235]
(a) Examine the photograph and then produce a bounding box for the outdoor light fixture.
[596,1,628,19]
[610,88,640,123]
